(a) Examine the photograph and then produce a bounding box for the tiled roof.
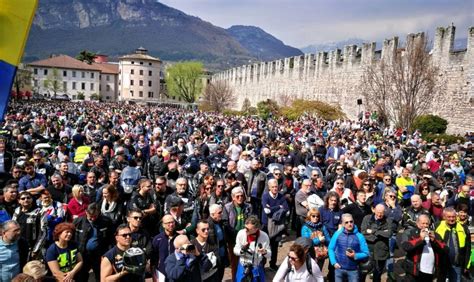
[119,53,162,62]
[29,55,102,71]
[92,62,119,74]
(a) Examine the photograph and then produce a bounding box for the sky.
[159,0,473,48]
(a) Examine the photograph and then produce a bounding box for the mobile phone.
[346,248,354,253]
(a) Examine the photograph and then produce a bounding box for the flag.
[0,0,38,121]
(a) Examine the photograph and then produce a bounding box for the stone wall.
[212,25,474,134]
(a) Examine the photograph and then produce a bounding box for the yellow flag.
[0,0,38,66]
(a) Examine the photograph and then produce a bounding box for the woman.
[361,181,375,207]
[203,174,215,188]
[382,187,402,279]
[45,223,83,282]
[330,178,354,209]
[301,208,330,269]
[237,151,251,174]
[98,185,124,227]
[196,184,212,219]
[392,159,404,177]
[67,185,89,220]
[318,191,341,281]
[273,244,324,282]
[132,149,146,173]
[418,181,431,209]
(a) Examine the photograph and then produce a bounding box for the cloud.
[159,0,473,47]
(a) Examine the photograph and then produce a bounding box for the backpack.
[285,253,313,278]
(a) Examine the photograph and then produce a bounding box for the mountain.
[300,38,367,54]
[24,0,301,70]
[226,25,303,61]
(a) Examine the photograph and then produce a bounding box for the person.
[191,220,219,281]
[360,204,392,282]
[98,184,124,227]
[73,203,114,281]
[101,224,145,281]
[12,191,45,251]
[395,168,416,207]
[208,179,230,208]
[295,179,313,236]
[301,208,330,270]
[206,204,228,282]
[1,184,19,217]
[223,186,252,281]
[328,213,369,282]
[67,184,90,220]
[18,161,47,195]
[22,260,51,281]
[402,194,431,231]
[233,216,271,282]
[261,178,289,270]
[46,174,72,204]
[0,139,14,188]
[0,220,29,282]
[382,187,402,279]
[272,243,324,282]
[246,159,267,218]
[45,223,83,282]
[164,178,198,235]
[401,214,447,281]
[82,172,100,203]
[342,190,372,229]
[435,207,471,282]
[127,178,157,234]
[126,208,152,266]
[35,190,65,251]
[165,234,213,282]
[319,191,342,237]
[152,214,177,281]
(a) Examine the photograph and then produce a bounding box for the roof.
[29,55,102,71]
[92,62,119,74]
[119,53,161,62]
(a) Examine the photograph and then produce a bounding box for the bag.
[267,218,285,239]
[314,245,328,259]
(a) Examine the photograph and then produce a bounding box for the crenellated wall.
[212,25,474,133]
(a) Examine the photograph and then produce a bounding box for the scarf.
[101,199,116,214]
[305,221,323,231]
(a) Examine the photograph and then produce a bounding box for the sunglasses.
[388,195,396,198]
[336,168,343,170]
[288,255,299,261]
[311,215,319,218]
[363,183,370,186]
[156,182,165,185]
[132,216,142,221]
[33,158,41,161]
[384,179,391,181]
[274,173,281,175]
[20,197,31,200]
[235,195,244,198]
[201,228,209,232]
[344,220,354,224]
[217,185,224,187]
[118,233,132,238]
[312,175,319,177]
[336,182,344,185]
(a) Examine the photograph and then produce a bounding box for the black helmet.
[123,247,146,274]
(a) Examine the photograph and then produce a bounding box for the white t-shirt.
[419,237,435,274]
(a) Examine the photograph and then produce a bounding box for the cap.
[294,237,313,249]
[169,196,184,208]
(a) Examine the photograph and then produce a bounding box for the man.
[226,137,242,162]
[191,220,219,282]
[395,168,416,207]
[12,191,44,250]
[343,190,372,229]
[101,224,145,281]
[128,179,157,234]
[447,185,474,214]
[165,234,212,282]
[246,159,267,218]
[153,176,174,212]
[423,192,444,223]
[152,214,177,281]
[56,161,79,186]
[261,178,289,270]
[31,152,54,178]
[73,203,114,281]
[148,147,167,182]
[193,162,210,189]
[435,207,471,281]
[328,213,369,282]
[326,139,345,161]
[295,179,313,235]
[223,187,252,281]
[96,171,122,202]
[233,216,271,282]
[360,204,392,282]
[18,161,47,195]
[90,155,108,184]
[1,184,19,217]
[402,194,432,230]
[0,220,28,281]
[126,209,152,263]
[0,140,14,188]
[224,161,247,191]
[109,150,129,174]
[164,178,197,235]
[82,172,100,203]
[402,214,447,281]
[207,204,228,282]
[46,174,72,203]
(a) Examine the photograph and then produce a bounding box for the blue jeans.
[447,265,462,282]
[335,268,358,282]
[385,234,396,272]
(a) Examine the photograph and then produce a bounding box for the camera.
[180,244,195,252]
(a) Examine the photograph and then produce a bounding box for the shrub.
[412,114,448,134]
[222,109,244,116]
[423,134,465,145]
[281,99,346,121]
[257,99,280,120]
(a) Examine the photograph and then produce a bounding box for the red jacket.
[401,228,447,276]
[67,196,90,219]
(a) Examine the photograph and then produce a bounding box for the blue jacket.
[261,192,288,225]
[319,207,342,236]
[328,226,369,271]
[301,222,331,246]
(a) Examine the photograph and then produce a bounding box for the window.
[90,83,94,91]
[148,81,152,87]
[131,61,135,64]
[130,90,134,97]
[81,82,85,90]
[139,70,143,75]
[140,62,143,65]
[34,68,38,75]
[33,80,38,87]
[63,70,67,77]
[130,80,134,86]
[91,73,94,79]
[148,92,153,98]
[44,69,48,75]
[106,96,110,100]
[63,81,67,90]
[72,71,76,78]
[149,63,152,66]
[139,80,143,86]
[82,72,85,78]
[106,85,111,91]
[139,91,143,97]
[106,75,110,81]
[72,82,76,90]
[131,69,134,75]
[148,70,152,76]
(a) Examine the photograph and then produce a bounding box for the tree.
[13,69,32,99]
[43,68,64,98]
[412,114,448,134]
[362,34,441,130]
[277,93,294,107]
[76,92,85,100]
[199,81,235,112]
[257,99,280,120]
[76,50,96,64]
[241,98,251,113]
[165,61,203,103]
[90,93,100,101]
[281,99,346,120]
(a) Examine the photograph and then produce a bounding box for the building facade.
[118,47,162,102]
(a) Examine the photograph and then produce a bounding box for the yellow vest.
[435,220,466,248]
[74,145,91,163]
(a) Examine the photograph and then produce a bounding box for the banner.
[0,0,38,121]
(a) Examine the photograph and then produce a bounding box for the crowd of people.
[0,100,473,282]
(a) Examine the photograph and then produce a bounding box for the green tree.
[165,61,203,103]
[90,93,100,101]
[281,99,346,121]
[77,92,85,100]
[43,68,64,98]
[76,50,96,64]
[13,68,32,98]
[257,99,279,120]
[412,114,448,134]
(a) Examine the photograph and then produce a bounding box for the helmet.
[123,247,146,274]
